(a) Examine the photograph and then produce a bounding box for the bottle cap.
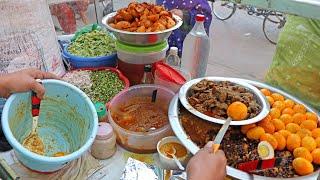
[169,47,178,55]
[144,65,152,72]
[95,102,106,119]
[96,122,113,140]
[196,14,205,21]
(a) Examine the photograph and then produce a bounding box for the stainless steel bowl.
[169,79,320,180]
[102,12,183,46]
[179,77,270,125]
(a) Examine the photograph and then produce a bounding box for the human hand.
[186,141,227,180]
[0,68,59,99]
[170,9,183,19]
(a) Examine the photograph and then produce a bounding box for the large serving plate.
[179,77,270,125]
[102,12,183,46]
[169,79,320,180]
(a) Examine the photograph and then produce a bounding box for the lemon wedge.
[258,141,274,160]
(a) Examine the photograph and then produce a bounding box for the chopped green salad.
[68,30,116,57]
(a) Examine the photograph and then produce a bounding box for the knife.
[212,117,232,153]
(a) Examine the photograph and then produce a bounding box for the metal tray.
[169,79,320,180]
[178,77,270,125]
[102,12,183,46]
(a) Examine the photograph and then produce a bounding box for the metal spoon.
[166,147,185,171]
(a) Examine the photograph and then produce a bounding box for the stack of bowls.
[102,12,183,85]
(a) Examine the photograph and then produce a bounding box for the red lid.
[154,62,186,85]
[196,14,205,21]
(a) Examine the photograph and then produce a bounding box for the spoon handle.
[172,155,185,171]
[31,80,42,117]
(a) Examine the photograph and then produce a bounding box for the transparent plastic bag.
[0,0,65,76]
[266,15,320,111]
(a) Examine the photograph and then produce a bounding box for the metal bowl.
[179,77,270,125]
[102,12,183,46]
[169,79,320,180]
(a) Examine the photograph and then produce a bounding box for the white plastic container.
[91,122,116,159]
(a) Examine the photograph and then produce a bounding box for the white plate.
[178,77,269,125]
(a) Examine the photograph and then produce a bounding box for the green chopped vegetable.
[87,71,125,103]
[68,30,116,57]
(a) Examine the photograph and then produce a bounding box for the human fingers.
[31,69,60,80]
[29,80,46,99]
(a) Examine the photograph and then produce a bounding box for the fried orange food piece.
[297,129,312,139]
[273,132,286,150]
[271,118,285,131]
[227,101,248,120]
[271,93,285,102]
[266,96,274,106]
[278,129,291,139]
[284,99,295,108]
[272,101,285,111]
[292,157,314,176]
[269,108,281,119]
[292,113,307,125]
[286,123,301,133]
[301,136,317,152]
[293,147,313,162]
[280,114,293,125]
[246,126,265,140]
[260,88,271,96]
[312,148,320,165]
[282,108,295,116]
[293,104,307,114]
[300,120,317,131]
[316,137,320,148]
[287,134,301,151]
[258,116,275,134]
[260,133,278,149]
[312,128,320,139]
[240,124,256,134]
[305,112,319,123]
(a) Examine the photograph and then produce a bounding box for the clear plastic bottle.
[166,47,181,68]
[141,65,154,84]
[181,14,210,79]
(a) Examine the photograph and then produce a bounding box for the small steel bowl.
[179,77,270,125]
[102,12,183,46]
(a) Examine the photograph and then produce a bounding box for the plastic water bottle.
[181,14,210,79]
[166,47,181,68]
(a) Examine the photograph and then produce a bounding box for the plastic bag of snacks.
[0,0,65,76]
[266,15,320,111]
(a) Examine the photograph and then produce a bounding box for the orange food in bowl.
[293,104,307,114]
[311,148,320,165]
[287,134,301,151]
[292,113,307,125]
[286,123,301,133]
[293,147,313,162]
[246,127,265,140]
[270,108,281,119]
[271,93,285,102]
[271,118,285,131]
[240,124,256,134]
[296,129,312,139]
[272,101,285,111]
[292,157,314,176]
[260,88,271,96]
[278,129,291,139]
[311,128,320,138]
[316,137,320,148]
[301,136,317,152]
[300,120,317,131]
[280,114,293,125]
[227,101,248,120]
[273,132,286,150]
[282,108,295,116]
[306,112,318,122]
[284,99,295,108]
[260,133,278,149]
[266,96,275,106]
